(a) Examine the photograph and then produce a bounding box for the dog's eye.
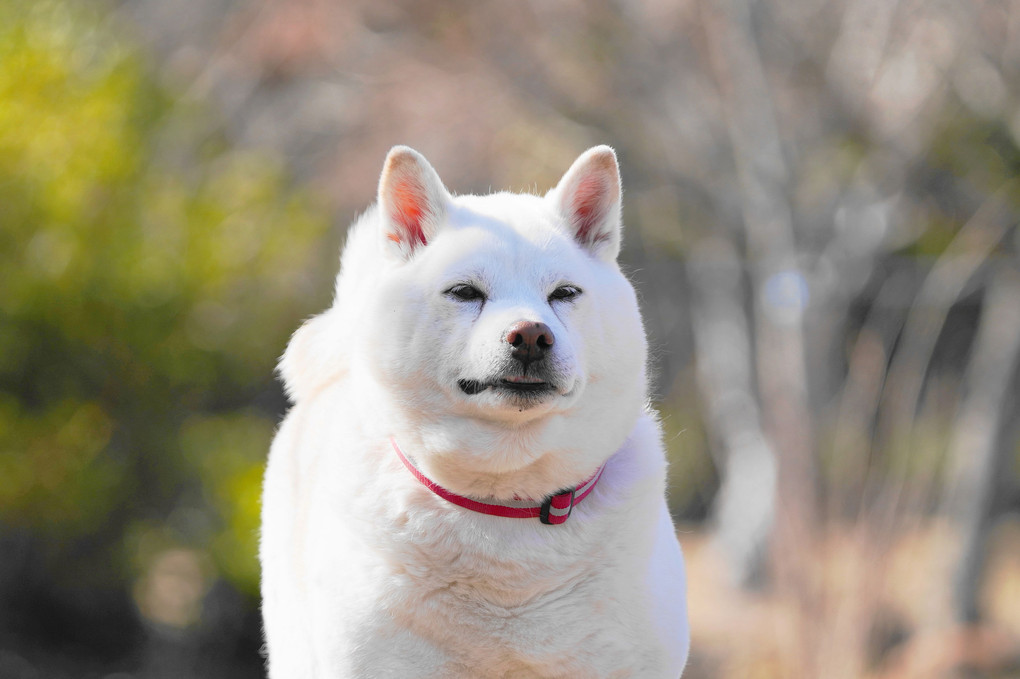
[549,285,581,302]
[446,284,486,302]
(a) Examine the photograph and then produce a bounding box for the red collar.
[390,438,605,525]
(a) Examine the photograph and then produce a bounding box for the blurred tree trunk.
[702,0,820,576]
[688,237,776,587]
[942,264,1020,624]
[700,0,823,673]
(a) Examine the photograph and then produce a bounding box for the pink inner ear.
[387,177,428,249]
[571,174,611,245]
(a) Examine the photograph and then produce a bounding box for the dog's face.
[281,146,647,481]
[376,197,598,422]
[368,146,645,426]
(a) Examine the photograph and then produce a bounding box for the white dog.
[260,145,689,678]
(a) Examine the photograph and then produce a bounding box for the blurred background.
[1,0,1019,677]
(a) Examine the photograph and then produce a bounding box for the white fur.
[261,146,690,678]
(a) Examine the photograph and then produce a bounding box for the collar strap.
[390,438,604,525]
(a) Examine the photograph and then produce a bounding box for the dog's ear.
[378,146,450,259]
[278,312,344,403]
[550,146,622,261]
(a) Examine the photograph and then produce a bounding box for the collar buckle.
[539,488,576,525]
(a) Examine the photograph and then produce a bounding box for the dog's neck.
[387,415,617,502]
[391,437,605,525]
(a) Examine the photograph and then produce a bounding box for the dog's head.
[281,147,648,491]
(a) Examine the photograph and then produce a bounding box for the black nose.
[505,321,554,368]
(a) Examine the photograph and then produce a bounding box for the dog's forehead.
[450,192,555,235]
[435,194,581,273]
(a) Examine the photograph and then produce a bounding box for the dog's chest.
[360,572,654,677]
[340,521,661,676]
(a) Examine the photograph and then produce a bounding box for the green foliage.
[0,0,332,595]
[180,412,272,596]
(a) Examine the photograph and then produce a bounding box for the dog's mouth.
[458,376,556,397]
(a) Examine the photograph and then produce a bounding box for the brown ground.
[680,519,1020,679]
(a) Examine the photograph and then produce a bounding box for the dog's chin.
[457,377,562,411]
